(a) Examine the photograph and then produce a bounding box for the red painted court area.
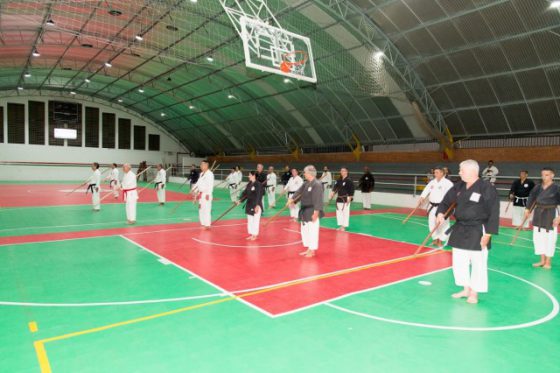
[124,221,451,316]
[0,184,192,207]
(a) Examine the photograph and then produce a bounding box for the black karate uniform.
[527,184,560,231]
[240,181,264,216]
[189,169,199,184]
[281,171,291,186]
[509,178,535,207]
[334,177,355,203]
[359,172,375,193]
[296,179,324,222]
[437,179,499,250]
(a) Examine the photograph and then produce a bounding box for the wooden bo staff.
[99,166,152,203]
[66,168,109,196]
[213,195,248,224]
[179,161,218,190]
[510,200,537,246]
[414,202,456,255]
[263,193,302,228]
[505,197,512,213]
[170,162,219,214]
[137,166,173,194]
[402,199,423,225]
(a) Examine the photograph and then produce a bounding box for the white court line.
[0,217,191,233]
[119,235,275,317]
[0,293,224,307]
[192,237,302,248]
[325,267,559,331]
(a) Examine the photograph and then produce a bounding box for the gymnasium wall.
[0,94,192,180]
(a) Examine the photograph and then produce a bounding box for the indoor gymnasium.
[0,0,559,372]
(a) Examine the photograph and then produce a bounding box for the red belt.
[123,187,137,200]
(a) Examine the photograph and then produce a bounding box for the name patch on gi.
[308,187,312,192]
[470,192,481,203]
[524,184,528,188]
[251,186,255,191]
[342,182,346,186]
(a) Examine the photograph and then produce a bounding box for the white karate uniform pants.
[92,187,100,211]
[111,181,119,198]
[199,193,212,227]
[125,190,138,222]
[533,226,557,258]
[247,211,261,236]
[229,187,238,202]
[428,206,449,241]
[267,188,276,207]
[323,186,331,203]
[301,219,320,250]
[336,202,350,227]
[157,185,166,203]
[362,192,372,209]
[512,206,529,228]
[452,248,488,293]
[289,203,300,219]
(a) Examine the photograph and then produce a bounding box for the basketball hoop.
[280,50,308,75]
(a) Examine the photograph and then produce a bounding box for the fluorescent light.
[188,105,195,109]
[54,128,77,139]
[138,88,144,93]
[550,1,560,8]
[24,71,31,78]
[104,61,112,68]
[70,91,76,95]
[190,0,198,3]
[84,78,91,83]
[135,34,143,41]
[17,86,23,91]
[227,94,235,99]
[374,51,385,59]
[32,49,40,57]
[206,56,214,62]
[118,99,123,103]
[160,112,166,117]
[283,78,291,84]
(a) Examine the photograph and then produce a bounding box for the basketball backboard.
[240,16,317,83]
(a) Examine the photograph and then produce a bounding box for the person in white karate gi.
[193,160,214,230]
[104,163,120,199]
[419,166,454,247]
[87,162,101,212]
[120,163,138,224]
[154,164,166,205]
[284,168,304,222]
[266,166,277,209]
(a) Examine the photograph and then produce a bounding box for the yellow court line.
[35,249,445,370]
[28,321,38,333]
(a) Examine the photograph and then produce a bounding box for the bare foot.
[304,251,316,258]
[127,220,136,225]
[246,236,253,240]
[249,236,257,241]
[203,226,211,230]
[543,264,552,270]
[452,290,470,299]
[532,262,545,268]
[337,227,346,231]
[299,250,309,256]
[466,295,479,304]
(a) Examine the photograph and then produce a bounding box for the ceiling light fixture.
[24,71,31,78]
[46,18,55,26]
[206,56,214,62]
[135,34,143,41]
[189,105,195,109]
[84,78,91,83]
[374,51,385,59]
[190,0,198,3]
[118,98,123,103]
[138,88,144,93]
[160,113,166,117]
[550,1,560,8]
[104,61,112,68]
[17,86,23,91]
[227,94,235,99]
[70,91,76,95]
[283,78,291,84]
[32,49,40,57]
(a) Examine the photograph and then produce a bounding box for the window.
[0,106,3,143]
[148,134,160,151]
[133,125,146,150]
[49,101,81,146]
[118,118,131,149]
[28,101,45,145]
[102,113,116,149]
[7,103,25,144]
[85,107,99,148]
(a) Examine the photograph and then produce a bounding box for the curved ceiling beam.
[315,0,446,136]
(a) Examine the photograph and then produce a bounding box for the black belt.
[86,184,97,194]
[228,183,237,189]
[154,182,164,189]
[428,202,440,215]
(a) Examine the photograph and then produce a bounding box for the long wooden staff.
[213,196,248,224]
[170,162,219,214]
[510,200,537,246]
[505,198,512,213]
[263,193,302,228]
[66,168,109,196]
[414,202,456,255]
[99,166,152,203]
[137,166,173,194]
[402,199,423,224]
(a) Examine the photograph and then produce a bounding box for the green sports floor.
[0,181,558,373]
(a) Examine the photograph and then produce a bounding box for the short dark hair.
[249,170,257,177]
[434,166,444,171]
[112,163,117,167]
[520,170,529,174]
[93,162,99,169]
[542,167,555,174]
